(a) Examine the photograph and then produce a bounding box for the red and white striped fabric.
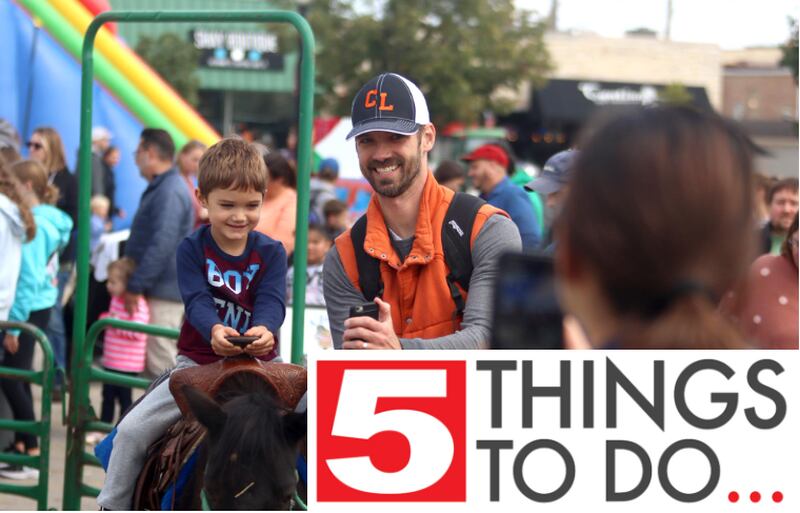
[100,295,149,373]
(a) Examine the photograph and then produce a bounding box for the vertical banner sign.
[310,351,799,512]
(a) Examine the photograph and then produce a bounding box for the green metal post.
[64,319,178,509]
[66,10,314,510]
[0,321,55,510]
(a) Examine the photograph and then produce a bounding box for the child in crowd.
[286,223,332,306]
[0,160,71,480]
[322,198,349,239]
[97,138,287,510]
[85,258,149,445]
[90,195,111,253]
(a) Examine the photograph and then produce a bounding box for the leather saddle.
[133,358,307,510]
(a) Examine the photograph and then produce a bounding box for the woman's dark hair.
[558,106,755,349]
[781,214,798,263]
[434,160,464,184]
[264,151,296,189]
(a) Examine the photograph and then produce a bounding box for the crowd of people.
[0,69,797,496]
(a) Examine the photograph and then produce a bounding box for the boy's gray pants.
[97,355,198,510]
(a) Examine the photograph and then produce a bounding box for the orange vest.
[335,173,506,339]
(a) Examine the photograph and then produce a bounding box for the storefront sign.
[578,82,659,106]
[191,29,284,71]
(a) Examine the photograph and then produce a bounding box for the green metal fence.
[0,321,55,510]
[65,9,315,510]
[62,319,177,507]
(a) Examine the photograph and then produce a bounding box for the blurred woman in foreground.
[556,106,754,349]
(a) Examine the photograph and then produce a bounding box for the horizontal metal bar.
[81,451,101,467]
[84,420,113,433]
[0,483,38,499]
[0,453,38,467]
[89,366,150,389]
[81,483,102,497]
[0,367,45,384]
[0,419,45,435]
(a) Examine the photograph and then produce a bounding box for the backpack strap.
[442,193,486,317]
[350,214,383,301]
[350,193,485,314]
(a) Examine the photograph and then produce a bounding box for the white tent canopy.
[314,117,363,180]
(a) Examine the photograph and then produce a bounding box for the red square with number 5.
[317,360,467,502]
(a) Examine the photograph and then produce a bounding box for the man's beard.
[361,137,422,199]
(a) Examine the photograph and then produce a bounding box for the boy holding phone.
[98,138,286,510]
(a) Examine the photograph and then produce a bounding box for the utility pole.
[665,0,673,40]
[547,0,559,32]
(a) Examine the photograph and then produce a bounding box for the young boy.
[97,138,287,510]
[286,223,332,306]
[89,195,111,253]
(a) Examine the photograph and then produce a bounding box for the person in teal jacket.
[0,160,72,480]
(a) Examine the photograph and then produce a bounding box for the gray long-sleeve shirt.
[323,214,521,349]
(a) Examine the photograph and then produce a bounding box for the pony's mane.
[211,373,292,474]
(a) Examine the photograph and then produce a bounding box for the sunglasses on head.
[26,141,44,150]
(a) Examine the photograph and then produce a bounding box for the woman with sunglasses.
[26,127,77,397]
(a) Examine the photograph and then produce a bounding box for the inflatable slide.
[0,0,220,228]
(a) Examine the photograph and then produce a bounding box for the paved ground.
[0,348,144,511]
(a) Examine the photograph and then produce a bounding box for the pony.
[133,370,307,510]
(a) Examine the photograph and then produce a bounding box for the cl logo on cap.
[365,89,395,111]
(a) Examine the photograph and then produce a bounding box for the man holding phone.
[323,72,521,350]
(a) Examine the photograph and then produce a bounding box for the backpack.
[350,192,486,318]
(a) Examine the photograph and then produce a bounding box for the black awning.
[530,79,714,126]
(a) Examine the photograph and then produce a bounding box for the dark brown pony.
[135,371,306,510]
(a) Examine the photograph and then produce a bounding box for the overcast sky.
[517,0,798,49]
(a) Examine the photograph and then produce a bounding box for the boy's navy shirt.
[176,225,287,364]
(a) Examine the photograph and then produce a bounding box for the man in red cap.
[463,144,541,249]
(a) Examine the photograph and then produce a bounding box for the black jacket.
[51,166,78,263]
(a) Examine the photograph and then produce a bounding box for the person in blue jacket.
[0,159,72,480]
[123,129,194,378]
[463,144,541,249]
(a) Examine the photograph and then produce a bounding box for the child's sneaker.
[85,431,105,446]
[0,465,39,480]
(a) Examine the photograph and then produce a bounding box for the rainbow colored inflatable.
[19,0,220,148]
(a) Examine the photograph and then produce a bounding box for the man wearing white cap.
[323,72,521,349]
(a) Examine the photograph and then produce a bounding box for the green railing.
[66,9,315,510]
[63,318,177,507]
[0,321,55,510]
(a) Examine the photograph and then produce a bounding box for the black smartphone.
[490,252,563,349]
[349,303,380,320]
[225,335,259,348]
